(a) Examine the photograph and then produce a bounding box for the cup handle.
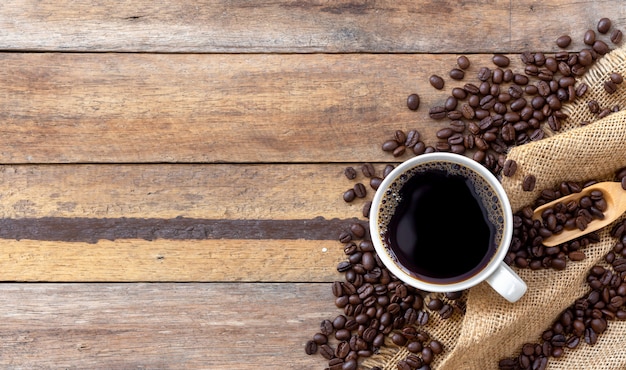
[485,262,527,303]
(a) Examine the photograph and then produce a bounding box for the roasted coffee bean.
[604,80,618,94]
[439,304,454,319]
[597,17,612,34]
[353,183,366,198]
[457,55,470,69]
[593,40,610,55]
[463,83,480,95]
[305,340,318,355]
[575,82,589,97]
[520,51,534,65]
[525,64,539,76]
[460,103,475,120]
[578,49,593,66]
[492,54,510,67]
[320,319,334,336]
[598,107,612,119]
[445,96,458,111]
[381,139,399,152]
[422,347,433,364]
[412,141,426,155]
[429,75,445,90]
[403,130,419,148]
[584,29,596,45]
[534,52,546,65]
[407,93,420,110]
[522,174,536,192]
[556,35,572,48]
[611,72,624,84]
[449,68,465,80]
[513,74,529,86]
[342,190,355,203]
[332,281,344,297]
[429,106,447,120]
[588,100,600,113]
[611,29,623,44]
[477,67,491,82]
[361,163,375,178]
[344,166,357,180]
[503,159,518,177]
[451,87,467,100]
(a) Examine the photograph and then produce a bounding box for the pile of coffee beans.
[537,189,607,235]
[305,215,464,370]
[401,17,623,179]
[499,217,626,370]
[505,179,612,271]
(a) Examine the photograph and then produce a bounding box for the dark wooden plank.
[0,283,338,369]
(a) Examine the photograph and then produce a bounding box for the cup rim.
[369,152,513,292]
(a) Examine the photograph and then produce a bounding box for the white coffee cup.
[369,152,527,303]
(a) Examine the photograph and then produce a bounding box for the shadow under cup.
[370,153,513,293]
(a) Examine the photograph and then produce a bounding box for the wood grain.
[0,164,375,282]
[0,52,532,164]
[0,239,346,282]
[0,1,622,53]
[0,164,375,220]
[0,282,337,369]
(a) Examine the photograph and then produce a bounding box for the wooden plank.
[0,0,510,53]
[0,163,375,282]
[0,282,337,369]
[0,1,622,53]
[0,164,375,220]
[0,239,346,282]
[0,52,531,164]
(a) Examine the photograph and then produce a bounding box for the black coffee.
[384,168,497,283]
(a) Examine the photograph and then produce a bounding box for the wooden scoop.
[532,182,626,247]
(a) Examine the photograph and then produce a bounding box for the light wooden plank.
[0,52,532,163]
[0,164,377,220]
[0,283,337,369]
[0,239,345,282]
[1,1,622,53]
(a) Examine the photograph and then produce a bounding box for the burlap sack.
[363,45,626,369]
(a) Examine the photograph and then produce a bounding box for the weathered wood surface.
[0,163,377,281]
[0,52,508,164]
[0,0,623,368]
[0,283,335,369]
[0,0,623,53]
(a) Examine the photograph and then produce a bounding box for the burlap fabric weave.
[363,45,626,369]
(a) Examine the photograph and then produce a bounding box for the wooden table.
[0,1,622,368]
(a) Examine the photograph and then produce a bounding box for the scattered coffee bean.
[597,17,612,34]
[343,189,356,203]
[361,163,375,178]
[353,183,366,198]
[522,174,536,191]
[584,29,596,45]
[610,72,624,84]
[344,166,357,180]
[429,106,447,120]
[457,55,470,69]
[604,80,618,94]
[611,29,623,44]
[556,35,572,48]
[429,75,445,90]
[492,55,510,67]
[449,68,465,80]
[407,93,420,110]
[503,159,518,177]
[593,40,610,55]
